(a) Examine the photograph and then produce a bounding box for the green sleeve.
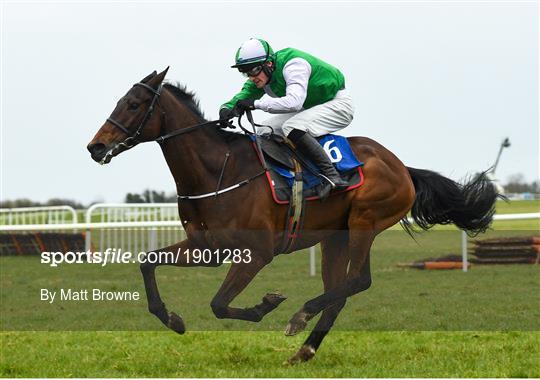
[220,80,265,110]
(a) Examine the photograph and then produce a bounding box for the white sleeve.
[254,58,311,113]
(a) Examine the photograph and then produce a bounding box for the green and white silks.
[221,47,353,136]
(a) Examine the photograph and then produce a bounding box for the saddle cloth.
[254,134,365,204]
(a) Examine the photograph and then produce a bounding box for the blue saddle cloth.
[269,134,363,189]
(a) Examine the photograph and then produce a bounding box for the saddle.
[251,133,364,254]
[256,134,364,204]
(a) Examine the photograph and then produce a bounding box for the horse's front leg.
[140,238,221,334]
[209,248,286,322]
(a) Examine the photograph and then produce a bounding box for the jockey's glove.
[219,107,236,120]
[218,108,237,128]
[233,99,256,115]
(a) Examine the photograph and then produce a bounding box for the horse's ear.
[148,67,169,90]
[147,67,169,90]
[140,71,157,83]
[155,67,169,83]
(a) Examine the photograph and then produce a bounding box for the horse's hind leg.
[288,232,349,364]
[285,227,375,336]
[140,239,221,334]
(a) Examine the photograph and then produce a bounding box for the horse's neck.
[159,95,231,196]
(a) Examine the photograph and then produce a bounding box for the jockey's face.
[248,62,272,88]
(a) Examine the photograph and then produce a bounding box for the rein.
[155,119,225,143]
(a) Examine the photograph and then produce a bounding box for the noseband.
[106,82,163,148]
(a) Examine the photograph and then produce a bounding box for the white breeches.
[258,89,354,137]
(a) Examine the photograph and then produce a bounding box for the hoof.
[263,292,287,307]
[167,311,186,334]
[284,311,311,336]
[287,345,316,365]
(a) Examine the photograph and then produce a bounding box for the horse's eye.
[128,102,139,110]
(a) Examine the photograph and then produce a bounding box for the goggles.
[240,65,264,77]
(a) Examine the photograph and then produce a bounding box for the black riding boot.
[288,130,349,199]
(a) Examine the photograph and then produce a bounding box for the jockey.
[219,38,353,197]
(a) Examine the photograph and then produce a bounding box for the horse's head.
[87,67,169,164]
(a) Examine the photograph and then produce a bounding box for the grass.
[1,200,539,377]
[495,199,540,214]
[1,331,539,377]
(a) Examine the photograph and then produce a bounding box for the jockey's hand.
[233,99,255,116]
[218,108,236,128]
[219,107,236,120]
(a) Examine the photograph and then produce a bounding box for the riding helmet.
[231,38,274,69]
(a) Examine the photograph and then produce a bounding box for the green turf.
[1,331,539,377]
[495,199,540,214]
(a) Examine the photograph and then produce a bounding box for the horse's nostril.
[88,143,107,156]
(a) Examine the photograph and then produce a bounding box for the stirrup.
[320,174,348,192]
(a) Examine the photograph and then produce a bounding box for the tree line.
[0,198,86,209]
[124,190,177,203]
[0,189,177,209]
[502,174,539,193]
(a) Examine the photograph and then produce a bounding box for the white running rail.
[0,206,78,231]
[84,203,184,253]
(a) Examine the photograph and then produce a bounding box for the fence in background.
[0,206,78,231]
[84,203,184,253]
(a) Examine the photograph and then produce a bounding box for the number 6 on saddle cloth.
[255,134,365,204]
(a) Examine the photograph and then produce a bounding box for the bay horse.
[87,68,497,364]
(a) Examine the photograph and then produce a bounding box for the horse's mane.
[163,82,246,144]
[163,82,206,122]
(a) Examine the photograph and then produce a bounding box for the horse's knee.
[351,275,371,293]
[210,299,228,319]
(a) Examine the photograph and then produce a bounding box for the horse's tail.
[402,167,500,237]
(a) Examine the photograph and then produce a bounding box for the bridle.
[106,82,163,150]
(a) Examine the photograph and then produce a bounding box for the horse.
[87,68,498,364]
